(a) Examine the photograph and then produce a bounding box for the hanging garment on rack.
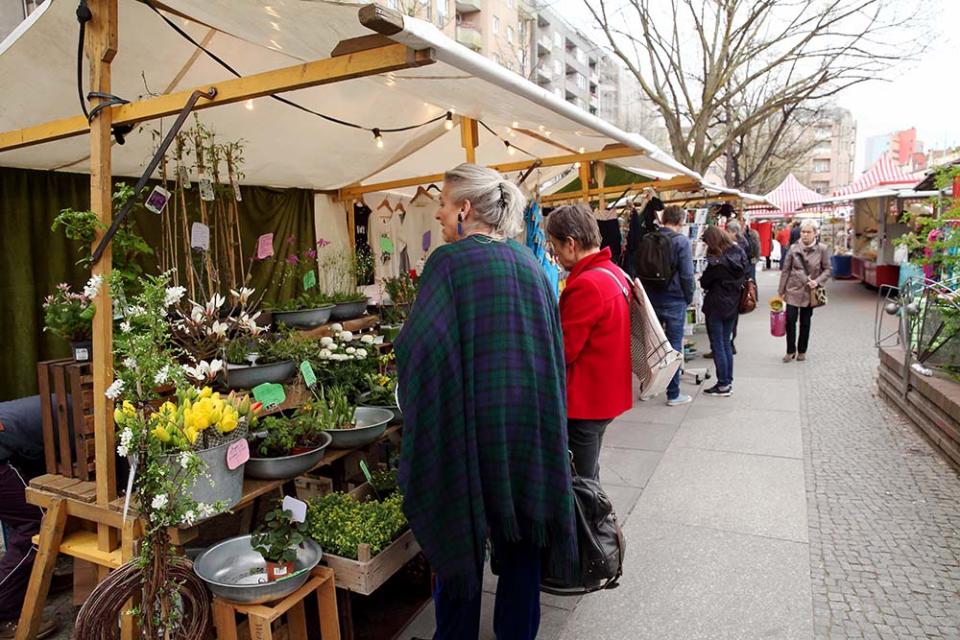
[354,202,374,284]
[523,201,559,297]
[597,218,623,265]
[404,192,442,268]
[624,197,664,275]
[367,195,402,282]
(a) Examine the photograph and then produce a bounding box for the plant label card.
[199,176,215,201]
[231,176,243,202]
[303,270,317,291]
[226,439,250,470]
[144,186,171,215]
[359,459,373,484]
[281,496,308,523]
[178,165,191,188]
[252,382,285,409]
[300,361,317,387]
[256,233,274,259]
[190,222,210,251]
[422,230,431,252]
[379,235,394,253]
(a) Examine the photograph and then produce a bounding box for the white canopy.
[0,0,698,190]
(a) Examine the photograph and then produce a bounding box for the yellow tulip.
[151,426,171,443]
[184,426,199,445]
[194,412,210,431]
[122,401,136,417]
[199,387,213,399]
[209,409,223,425]
[114,408,124,424]
[212,392,221,402]
[220,415,238,433]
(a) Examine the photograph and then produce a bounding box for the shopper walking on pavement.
[644,205,695,407]
[776,224,791,269]
[395,163,576,640]
[546,204,632,481]
[700,226,749,397]
[779,220,831,362]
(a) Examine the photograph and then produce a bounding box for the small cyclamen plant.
[42,276,102,342]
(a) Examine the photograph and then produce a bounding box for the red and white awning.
[750,173,822,216]
[833,153,916,197]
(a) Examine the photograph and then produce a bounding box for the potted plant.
[171,287,266,363]
[379,269,419,335]
[310,385,392,449]
[42,278,100,362]
[221,331,300,390]
[357,352,401,422]
[245,403,334,480]
[267,240,337,328]
[251,505,311,581]
[311,327,380,403]
[305,490,407,560]
[318,244,370,321]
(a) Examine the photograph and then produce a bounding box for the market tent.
[833,152,917,197]
[0,0,698,190]
[749,173,821,217]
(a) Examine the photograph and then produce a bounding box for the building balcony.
[538,13,550,27]
[565,60,577,75]
[456,25,483,51]
[535,66,552,84]
[518,0,536,19]
[537,35,551,54]
[455,0,482,13]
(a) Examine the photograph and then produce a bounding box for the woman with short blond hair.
[778,221,831,362]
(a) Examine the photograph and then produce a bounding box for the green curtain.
[0,166,315,401]
[556,164,650,194]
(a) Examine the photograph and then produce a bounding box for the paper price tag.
[252,382,286,409]
[300,361,317,387]
[190,222,210,251]
[256,233,274,260]
[303,270,317,290]
[226,439,250,470]
[379,236,395,253]
[231,176,243,202]
[144,186,170,215]
[178,165,191,188]
[281,496,308,523]
[359,459,374,485]
[199,176,215,201]
[422,230,431,252]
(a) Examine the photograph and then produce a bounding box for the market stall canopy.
[749,173,821,217]
[833,153,917,197]
[0,0,699,191]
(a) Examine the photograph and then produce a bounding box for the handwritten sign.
[256,233,274,260]
[281,495,308,523]
[252,382,285,409]
[300,361,317,387]
[303,270,317,290]
[199,176,215,201]
[226,439,250,470]
[190,222,210,251]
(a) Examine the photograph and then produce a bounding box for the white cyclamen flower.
[190,304,205,323]
[330,323,343,332]
[154,365,170,386]
[360,334,375,345]
[119,321,132,333]
[205,293,226,315]
[230,287,255,304]
[122,357,138,371]
[319,337,334,347]
[208,320,228,337]
[105,379,124,400]
[164,286,186,308]
[151,494,168,510]
[83,275,103,299]
[208,359,224,376]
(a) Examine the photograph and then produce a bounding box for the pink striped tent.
[750,173,822,217]
[834,153,916,196]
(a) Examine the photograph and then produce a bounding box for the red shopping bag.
[770,310,786,337]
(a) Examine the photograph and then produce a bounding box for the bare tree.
[581,0,928,190]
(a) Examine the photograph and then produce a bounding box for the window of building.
[553,59,563,75]
[507,26,514,44]
[812,181,830,194]
[815,126,831,140]
[387,0,399,10]
[813,159,830,173]
[492,15,500,34]
[436,0,447,24]
[554,31,562,48]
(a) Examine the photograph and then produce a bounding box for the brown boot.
[782,353,796,363]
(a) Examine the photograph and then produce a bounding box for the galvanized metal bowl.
[357,392,402,424]
[194,535,322,605]
[223,360,296,390]
[245,432,333,480]
[326,407,393,449]
[330,299,370,321]
[272,305,335,328]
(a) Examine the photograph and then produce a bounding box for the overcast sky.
[558,0,960,173]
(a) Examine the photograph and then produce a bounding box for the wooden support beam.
[15,499,68,640]
[0,44,435,153]
[579,162,591,204]
[596,162,607,210]
[540,175,702,205]
[338,144,641,199]
[461,117,479,164]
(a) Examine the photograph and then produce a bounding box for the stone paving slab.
[598,447,663,489]
[560,518,813,640]
[672,407,803,459]
[603,420,679,452]
[633,445,808,543]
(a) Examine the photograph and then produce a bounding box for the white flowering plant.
[310,325,378,402]
[170,286,266,363]
[42,277,102,342]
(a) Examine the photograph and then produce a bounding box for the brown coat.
[778,241,831,307]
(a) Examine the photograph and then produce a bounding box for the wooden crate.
[37,359,95,479]
[295,474,333,501]
[322,528,420,596]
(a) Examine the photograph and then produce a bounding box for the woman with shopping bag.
[778,221,831,362]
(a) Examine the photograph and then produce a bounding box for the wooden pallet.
[37,359,96,479]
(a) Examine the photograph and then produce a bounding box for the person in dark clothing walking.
[699,226,749,397]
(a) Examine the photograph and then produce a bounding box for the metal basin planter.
[357,392,402,424]
[325,407,393,449]
[223,360,296,390]
[245,432,333,480]
[272,305,335,328]
[194,535,322,604]
[159,439,245,511]
[330,299,370,321]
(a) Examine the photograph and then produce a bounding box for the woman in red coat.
[546,205,632,480]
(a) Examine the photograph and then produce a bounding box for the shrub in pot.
[305,491,407,560]
[42,279,101,361]
[251,505,310,581]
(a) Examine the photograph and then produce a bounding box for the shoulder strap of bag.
[590,267,630,302]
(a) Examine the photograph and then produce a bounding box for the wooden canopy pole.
[86,0,119,578]
[579,162,591,204]
[596,162,607,210]
[461,116,479,164]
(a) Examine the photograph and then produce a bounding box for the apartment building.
[793,107,857,195]
[865,127,927,173]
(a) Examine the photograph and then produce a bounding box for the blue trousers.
[432,536,542,640]
[653,300,687,400]
[707,315,737,387]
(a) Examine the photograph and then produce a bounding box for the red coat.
[559,248,633,420]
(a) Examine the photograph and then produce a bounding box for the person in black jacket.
[699,226,749,397]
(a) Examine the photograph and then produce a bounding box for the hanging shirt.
[354,203,374,284]
[597,218,623,265]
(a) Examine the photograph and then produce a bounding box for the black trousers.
[567,418,611,480]
[786,304,814,354]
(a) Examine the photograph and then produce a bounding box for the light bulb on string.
[373,128,384,149]
[444,112,454,130]
[245,99,254,111]
[505,140,516,156]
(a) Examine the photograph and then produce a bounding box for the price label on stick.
[359,460,374,484]
[178,165,191,189]
[256,233,274,260]
[231,176,243,202]
[190,222,210,251]
[303,270,317,291]
[300,361,317,387]
[252,382,285,409]
[199,176,215,202]
[281,496,308,523]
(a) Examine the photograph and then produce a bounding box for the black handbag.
[540,465,626,596]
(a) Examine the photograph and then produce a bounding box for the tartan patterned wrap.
[394,236,577,596]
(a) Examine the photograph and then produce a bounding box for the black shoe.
[732,343,738,355]
[703,384,732,397]
[703,351,714,359]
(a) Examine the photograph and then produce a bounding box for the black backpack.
[634,229,677,289]
[540,469,626,596]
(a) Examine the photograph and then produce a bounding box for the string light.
[373,128,383,149]
[505,140,516,155]
[245,99,254,111]
[444,112,454,130]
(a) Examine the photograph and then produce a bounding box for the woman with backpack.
[546,204,632,481]
[778,220,831,362]
[699,225,749,397]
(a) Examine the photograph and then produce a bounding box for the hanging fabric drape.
[523,200,559,297]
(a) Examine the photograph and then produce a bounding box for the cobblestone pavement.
[798,277,960,640]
